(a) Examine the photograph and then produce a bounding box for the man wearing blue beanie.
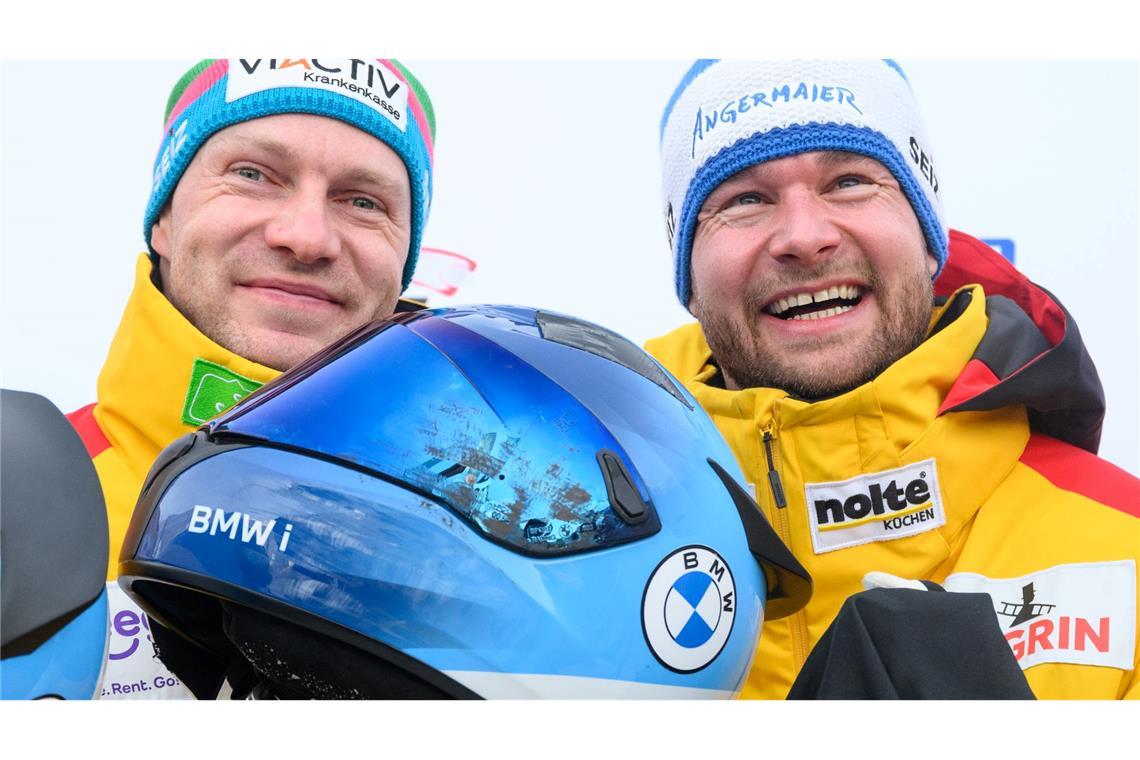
[62,59,438,699]
[646,60,1139,699]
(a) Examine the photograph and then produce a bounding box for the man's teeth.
[767,285,862,317]
[790,305,855,320]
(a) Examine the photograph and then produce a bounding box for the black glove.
[788,580,1035,699]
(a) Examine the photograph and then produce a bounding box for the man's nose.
[764,190,842,264]
[263,185,339,264]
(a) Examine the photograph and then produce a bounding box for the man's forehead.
[205,125,294,159]
[201,115,408,190]
[205,114,373,154]
[722,150,886,184]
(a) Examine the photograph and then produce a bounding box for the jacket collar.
[664,283,986,452]
[650,229,1104,454]
[648,284,1029,546]
[934,231,1104,453]
[94,255,280,480]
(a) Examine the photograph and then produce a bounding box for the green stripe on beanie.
[387,59,435,142]
[163,59,216,125]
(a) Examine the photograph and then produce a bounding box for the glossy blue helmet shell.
[120,306,809,698]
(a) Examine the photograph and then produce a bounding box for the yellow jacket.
[645,232,1139,699]
[67,256,280,579]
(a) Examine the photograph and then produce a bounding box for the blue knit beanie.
[145,59,436,292]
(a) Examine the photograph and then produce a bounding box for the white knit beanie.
[660,59,947,307]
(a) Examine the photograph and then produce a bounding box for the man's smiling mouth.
[239,279,342,307]
[764,284,865,321]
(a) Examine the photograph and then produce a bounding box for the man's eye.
[350,197,377,210]
[835,176,865,189]
[235,167,263,181]
[732,192,764,206]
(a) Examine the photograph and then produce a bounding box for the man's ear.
[149,204,175,292]
[150,206,172,261]
[926,251,939,278]
[686,266,699,314]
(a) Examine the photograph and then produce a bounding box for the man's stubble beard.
[692,260,934,400]
[163,252,381,373]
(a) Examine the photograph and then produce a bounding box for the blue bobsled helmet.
[119,305,810,699]
[2,390,110,700]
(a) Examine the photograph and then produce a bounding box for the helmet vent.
[597,450,650,524]
[536,310,692,409]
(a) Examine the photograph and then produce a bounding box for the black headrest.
[1,389,108,656]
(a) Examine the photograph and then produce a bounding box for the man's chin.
[721,338,887,398]
[773,367,879,401]
[228,329,331,372]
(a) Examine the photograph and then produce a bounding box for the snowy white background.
[1,60,1136,474]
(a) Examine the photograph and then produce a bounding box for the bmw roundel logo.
[642,545,736,673]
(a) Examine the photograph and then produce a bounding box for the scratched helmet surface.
[119,305,809,699]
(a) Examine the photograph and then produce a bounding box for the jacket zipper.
[762,429,810,672]
[762,430,787,509]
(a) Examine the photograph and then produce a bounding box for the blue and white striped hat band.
[659,59,947,308]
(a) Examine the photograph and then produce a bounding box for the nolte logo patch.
[642,546,736,673]
[805,459,945,554]
[226,59,408,132]
[944,560,1136,671]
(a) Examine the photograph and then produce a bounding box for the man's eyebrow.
[706,151,882,205]
[219,135,298,161]
[213,135,407,198]
[816,150,875,168]
[720,153,862,185]
[339,168,409,199]
[738,151,872,179]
